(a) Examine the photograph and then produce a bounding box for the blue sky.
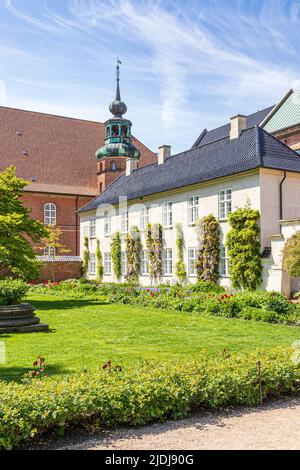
[1,0,300,153]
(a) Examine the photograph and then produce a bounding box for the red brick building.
[0,106,156,265]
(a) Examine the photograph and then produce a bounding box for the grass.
[1,293,300,382]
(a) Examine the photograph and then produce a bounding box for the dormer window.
[112,125,119,137]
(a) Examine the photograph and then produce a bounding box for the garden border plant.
[111,232,122,281]
[0,348,299,449]
[175,223,187,283]
[146,223,163,284]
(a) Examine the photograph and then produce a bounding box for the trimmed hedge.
[0,348,300,449]
[0,279,29,305]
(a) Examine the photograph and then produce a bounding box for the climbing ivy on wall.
[96,239,104,282]
[82,236,90,277]
[226,207,262,290]
[146,223,163,284]
[175,223,187,283]
[125,226,142,283]
[195,215,220,283]
[111,231,122,281]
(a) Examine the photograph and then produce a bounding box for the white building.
[78,85,300,295]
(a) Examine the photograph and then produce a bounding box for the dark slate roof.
[78,126,300,213]
[192,106,274,148]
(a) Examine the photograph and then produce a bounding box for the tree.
[195,215,220,282]
[111,232,122,280]
[39,224,71,281]
[283,231,300,277]
[226,207,262,290]
[175,223,187,283]
[0,166,48,280]
[96,239,104,282]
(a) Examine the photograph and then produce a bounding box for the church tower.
[96,60,141,193]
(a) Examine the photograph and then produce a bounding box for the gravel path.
[48,397,300,450]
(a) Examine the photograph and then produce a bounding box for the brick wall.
[275,125,300,151]
[37,260,82,282]
[22,192,93,255]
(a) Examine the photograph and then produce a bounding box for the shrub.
[0,279,29,305]
[0,349,299,449]
[190,280,225,294]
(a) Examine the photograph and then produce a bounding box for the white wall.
[80,170,260,285]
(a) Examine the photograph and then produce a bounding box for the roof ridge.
[0,105,104,125]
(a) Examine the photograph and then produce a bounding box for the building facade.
[79,94,300,295]
[0,73,156,278]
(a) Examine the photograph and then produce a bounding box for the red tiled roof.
[0,106,156,196]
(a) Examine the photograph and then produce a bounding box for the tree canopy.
[0,166,48,279]
[283,231,300,278]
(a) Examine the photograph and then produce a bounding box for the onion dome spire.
[109,58,127,118]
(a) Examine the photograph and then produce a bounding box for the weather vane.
[116,58,122,82]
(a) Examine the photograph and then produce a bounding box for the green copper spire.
[96,60,141,161]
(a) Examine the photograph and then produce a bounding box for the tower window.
[111,161,117,171]
[121,125,127,137]
[112,125,119,137]
[44,203,56,225]
[106,126,110,138]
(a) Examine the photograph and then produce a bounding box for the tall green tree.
[0,166,48,279]
[226,207,262,290]
[282,231,300,277]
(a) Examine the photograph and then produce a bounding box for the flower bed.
[0,348,299,449]
[29,280,300,325]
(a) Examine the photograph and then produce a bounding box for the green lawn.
[1,293,300,382]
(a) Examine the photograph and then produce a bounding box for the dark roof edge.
[76,173,125,214]
[259,126,300,158]
[191,129,207,148]
[260,89,294,128]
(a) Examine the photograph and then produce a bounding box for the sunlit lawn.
[1,293,300,382]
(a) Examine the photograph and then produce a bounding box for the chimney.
[126,157,137,176]
[230,114,247,140]
[158,145,171,165]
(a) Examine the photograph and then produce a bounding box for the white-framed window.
[188,196,199,225]
[104,252,112,275]
[89,218,96,238]
[162,201,173,228]
[140,250,149,275]
[219,189,232,220]
[44,203,56,225]
[140,206,150,231]
[104,211,111,236]
[188,248,197,276]
[89,253,96,275]
[163,248,173,276]
[121,251,127,276]
[84,226,89,237]
[220,245,230,277]
[121,210,129,234]
[44,246,56,257]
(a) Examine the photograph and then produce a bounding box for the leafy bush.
[0,349,299,449]
[204,291,299,324]
[190,280,225,294]
[0,279,29,305]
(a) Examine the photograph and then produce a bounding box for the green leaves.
[226,207,262,290]
[111,232,122,280]
[0,348,299,449]
[195,215,220,282]
[125,226,142,283]
[96,239,104,282]
[0,279,29,305]
[283,231,300,278]
[175,224,187,283]
[0,166,48,280]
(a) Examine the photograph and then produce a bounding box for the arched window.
[44,203,56,225]
[111,160,117,171]
[121,125,127,137]
[112,125,119,137]
[106,126,110,138]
